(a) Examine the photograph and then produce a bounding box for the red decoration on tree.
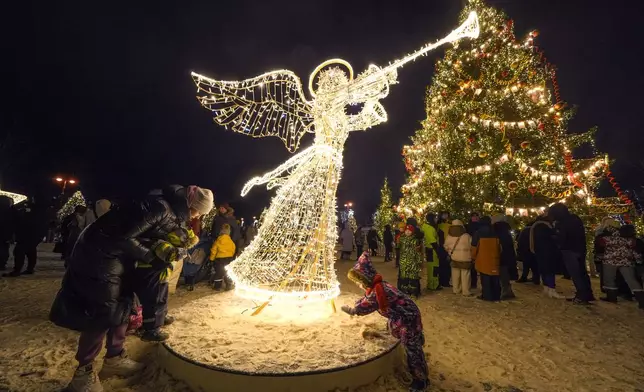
[606,167,633,206]
[538,122,545,131]
[564,152,584,188]
[528,186,537,196]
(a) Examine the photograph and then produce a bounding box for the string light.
[0,188,27,205]
[56,191,86,220]
[192,13,480,310]
[397,0,631,226]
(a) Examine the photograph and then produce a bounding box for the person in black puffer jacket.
[50,185,213,392]
[548,203,594,304]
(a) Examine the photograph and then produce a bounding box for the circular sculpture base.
[159,291,402,392]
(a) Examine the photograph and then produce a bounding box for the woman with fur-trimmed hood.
[342,253,429,392]
[444,220,472,296]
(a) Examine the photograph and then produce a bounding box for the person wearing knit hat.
[342,253,429,392]
[186,186,214,218]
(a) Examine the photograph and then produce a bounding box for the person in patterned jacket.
[598,224,644,309]
[398,224,424,298]
[341,252,429,392]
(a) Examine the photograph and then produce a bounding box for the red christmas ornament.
[501,70,509,78]
[538,122,545,131]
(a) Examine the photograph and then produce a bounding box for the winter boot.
[600,289,618,303]
[141,328,170,342]
[99,350,145,379]
[2,270,21,277]
[409,378,430,392]
[547,287,566,299]
[164,315,175,326]
[67,363,103,392]
[635,291,644,310]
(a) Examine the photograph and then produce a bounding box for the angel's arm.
[241,145,323,196]
[192,70,314,153]
[347,101,388,131]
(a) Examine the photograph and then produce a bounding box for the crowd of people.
[4,183,644,392]
[342,204,644,308]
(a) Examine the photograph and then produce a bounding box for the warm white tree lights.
[191,12,480,313]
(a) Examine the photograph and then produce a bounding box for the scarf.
[365,274,388,313]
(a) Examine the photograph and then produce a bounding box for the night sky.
[3,0,642,221]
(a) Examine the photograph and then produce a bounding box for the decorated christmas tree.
[398,0,632,224]
[373,177,395,235]
[57,191,86,220]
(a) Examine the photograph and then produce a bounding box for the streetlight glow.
[55,177,63,182]
[68,179,76,184]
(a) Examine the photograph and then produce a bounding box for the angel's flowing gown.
[228,125,348,303]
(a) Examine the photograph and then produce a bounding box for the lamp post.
[55,177,77,195]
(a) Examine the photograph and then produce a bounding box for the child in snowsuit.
[209,223,236,290]
[398,225,424,298]
[134,226,198,341]
[342,253,429,392]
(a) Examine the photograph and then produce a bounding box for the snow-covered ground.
[1,245,643,392]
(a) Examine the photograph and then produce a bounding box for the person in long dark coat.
[531,215,565,298]
[383,225,394,262]
[49,185,213,392]
[3,199,46,277]
[492,216,516,299]
[549,203,594,304]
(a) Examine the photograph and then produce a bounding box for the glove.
[341,305,356,315]
[159,260,178,282]
[152,241,178,263]
[176,247,188,261]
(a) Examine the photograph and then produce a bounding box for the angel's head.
[315,67,350,95]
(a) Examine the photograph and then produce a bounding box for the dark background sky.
[2,0,642,221]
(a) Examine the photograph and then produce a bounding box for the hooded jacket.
[50,185,190,332]
[549,203,586,255]
[444,221,472,267]
[210,233,236,260]
[347,254,423,341]
[493,220,517,268]
[471,222,501,276]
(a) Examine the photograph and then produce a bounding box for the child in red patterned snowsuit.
[341,252,429,392]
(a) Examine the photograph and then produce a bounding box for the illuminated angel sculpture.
[192,12,479,312]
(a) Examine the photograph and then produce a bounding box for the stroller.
[182,237,213,291]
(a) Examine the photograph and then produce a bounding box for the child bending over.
[341,252,429,392]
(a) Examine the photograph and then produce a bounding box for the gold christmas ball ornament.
[478,151,488,158]
[520,141,530,149]
[507,181,519,191]
[510,62,519,70]
[545,159,555,166]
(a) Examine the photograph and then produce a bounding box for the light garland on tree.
[191,13,480,312]
[57,191,86,220]
[0,188,27,205]
[397,0,629,230]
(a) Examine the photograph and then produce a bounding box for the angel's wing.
[192,70,315,153]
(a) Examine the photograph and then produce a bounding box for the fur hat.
[187,186,214,216]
